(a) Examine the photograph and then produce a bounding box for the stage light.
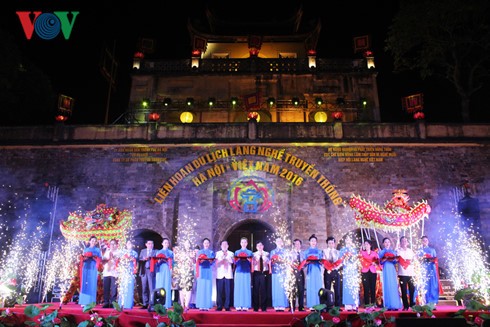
[231,97,238,106]
[318,288,334,311]
[291,97,300,106]
[163,98,172,107]
[208,97,216,107]
[315,97,323,106]
[267,97,275,107]
[148,287,166,312]
[336,97,345,105]
[141,99,149,108]
[186,98,194,106]
[361,98,367,108]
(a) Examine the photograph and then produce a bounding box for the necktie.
[259,255,264,272]
[296,252,300,263]
[329,250,334,263]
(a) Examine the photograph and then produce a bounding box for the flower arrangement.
[79,302,121,327]
[452,299,490,327]
[152,302,196,327]
[413,111,425,120]
[304,305,396,327]
[24,304,74,327]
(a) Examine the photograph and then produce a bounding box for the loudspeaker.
[318,288,334,310]
[395,318,467,327]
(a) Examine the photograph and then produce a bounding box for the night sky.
[2,0,488,125]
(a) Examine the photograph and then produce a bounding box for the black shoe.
[141,305,148,309]
[225,308,231,311]
[216,307,223,311]
[253,309,258,312]
[262,308,267,312]
[299,307,305,311]
[102,303,111,308]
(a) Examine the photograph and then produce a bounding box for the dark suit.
[139,248,157,306]
[292,250,305,310]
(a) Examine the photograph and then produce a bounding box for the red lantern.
[191,49,201,57]
[307,49,317,56]
[413,112,425,120]
[149,112,160,122]
[332,111,343,120]
[134,51,144,59]
[55,115,68,122]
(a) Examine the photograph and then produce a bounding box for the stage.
[0,303,478,327]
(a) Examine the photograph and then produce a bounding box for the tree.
[0,28,55,126]
[385,0,490,122]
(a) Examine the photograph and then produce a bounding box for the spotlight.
[231,97,238,106]
[208,97,216,107]
[360,98,367,108]
[315,97,323,106]
[186,98,194,106]
[163,98,172,107]
[291,97,300,106]
[149,287,166,312]
[318,288,334,311]
[267,97,275,107]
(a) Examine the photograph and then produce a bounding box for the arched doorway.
[225,219,275,252]
[132,228,164,252]
[224,219,275,308]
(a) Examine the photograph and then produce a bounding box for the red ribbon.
[150,253,169,273]
[195,254,215,278]
[360,255,379,270]
[322,255,346,272]
[398,256,411,270]
[297,255,320,270]
[235,252,253,272]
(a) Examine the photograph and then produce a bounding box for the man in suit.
[292,239,305,311]
[139,240,157,309]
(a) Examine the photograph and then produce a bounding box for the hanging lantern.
[313,111,327,123]
[332,111,343,120]
[148,112,160,122]
[413,112,425,120]
[180,111,193,123]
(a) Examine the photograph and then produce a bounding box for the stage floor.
[0,303,478,327]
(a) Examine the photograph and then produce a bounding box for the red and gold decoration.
[60,204,133,242]
[348,189,431,232]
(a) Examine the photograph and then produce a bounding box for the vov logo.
[16,11,80,40]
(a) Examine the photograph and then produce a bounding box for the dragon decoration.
[59,204,133,304]
[60,203,133,242]
[348,189,431,232]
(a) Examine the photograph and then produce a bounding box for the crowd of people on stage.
[77,233,441,312]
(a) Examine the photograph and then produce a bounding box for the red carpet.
[0,303,477,327]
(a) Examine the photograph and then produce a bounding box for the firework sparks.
[269,208,297,310]
[442,220,490,304]
[173,214,198,309]
[42,239,81,302]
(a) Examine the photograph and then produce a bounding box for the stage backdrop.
[0,142,488,258]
